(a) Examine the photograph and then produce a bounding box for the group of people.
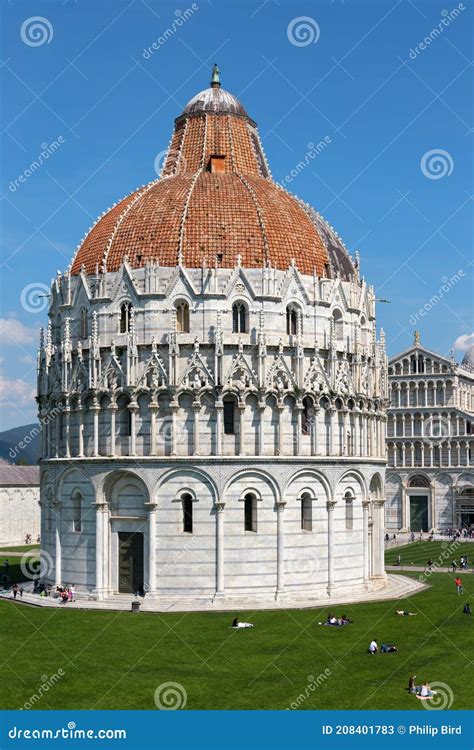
[452,556,469,570]
[54,585,75,604]
[320,613,353,627]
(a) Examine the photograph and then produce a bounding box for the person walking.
[454,576,463,595]
[452,560,457,572]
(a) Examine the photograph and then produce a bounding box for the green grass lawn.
[0,572,472,710]
[385,541,473,567]
[0,544,39,553]
[0,556,39,586]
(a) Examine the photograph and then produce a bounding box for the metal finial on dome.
[210,63,221,88]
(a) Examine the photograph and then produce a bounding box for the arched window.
[72,490,82,533]
[300,492,313,531]
[244,492,257,532]
[286,305,298,336]
[333,309,343,344]
[116,395,132,437]
[119,302,132,333]
[79,308,88,339]
[302,397,312,436]
[176,300,190,333]
[409,474,430,488]
[344,490,354,530]
[182,493,193,533]
[223,398,235,435]
[232,302,247,333]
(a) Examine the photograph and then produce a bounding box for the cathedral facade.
[37,69,388,605]
[385,335,474,532]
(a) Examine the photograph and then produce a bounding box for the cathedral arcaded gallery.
[37,68,391,607]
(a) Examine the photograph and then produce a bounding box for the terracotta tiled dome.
[71,68,354,280]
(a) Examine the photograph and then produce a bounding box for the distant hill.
[0,423,40,465]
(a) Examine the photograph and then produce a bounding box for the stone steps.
[1,574,427,613]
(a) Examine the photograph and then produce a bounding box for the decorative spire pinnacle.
[210,63,221,88]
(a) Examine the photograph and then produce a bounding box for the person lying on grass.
[416,682,437,699]
[396,610,417,616]
[231,617,254,629]
[380,643,398,653]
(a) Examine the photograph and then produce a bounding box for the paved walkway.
[1,574,427,613]
[386,565,471,573]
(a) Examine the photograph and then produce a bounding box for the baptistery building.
[37,68,388,605]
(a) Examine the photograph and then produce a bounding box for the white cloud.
[0,377,36,407]
[453,333,474,352]
[0,318,38,345]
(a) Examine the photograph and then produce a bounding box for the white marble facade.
[385,336,474,532]
[37,260,388,603]
[0,462,40,546]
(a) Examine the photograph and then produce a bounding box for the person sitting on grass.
[419,682,437,698]
[340,614,353,624]
[396,610,417,616]
[463,602,471,615]
[231,617,254,629]
[368,639,378,654]
[380,643,398,653]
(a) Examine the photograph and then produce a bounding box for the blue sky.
[0,0,472,430]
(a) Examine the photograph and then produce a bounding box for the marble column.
[53,502,62,586]
[312,407,319,455]
[215,402,223,456]
[295,407,302,456]
[193,401,201,456]
[95,502,105,599]
[238,404,246,456]
[170,402,178,456]
[64,404,71,458]
[92,397,99,457]
[362,500,370,585]
[129,403,138,456]
[109,403,117,457]
[329,408,337,455]
[276,404,283,456]
[215,502,225,598]
[258,402,266,456]
[327,500,336,595]
[276,500,286,598]
[78,406,84,458]
[146,503,157,597]
[149,401,157,456]
[372,500,386,579]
